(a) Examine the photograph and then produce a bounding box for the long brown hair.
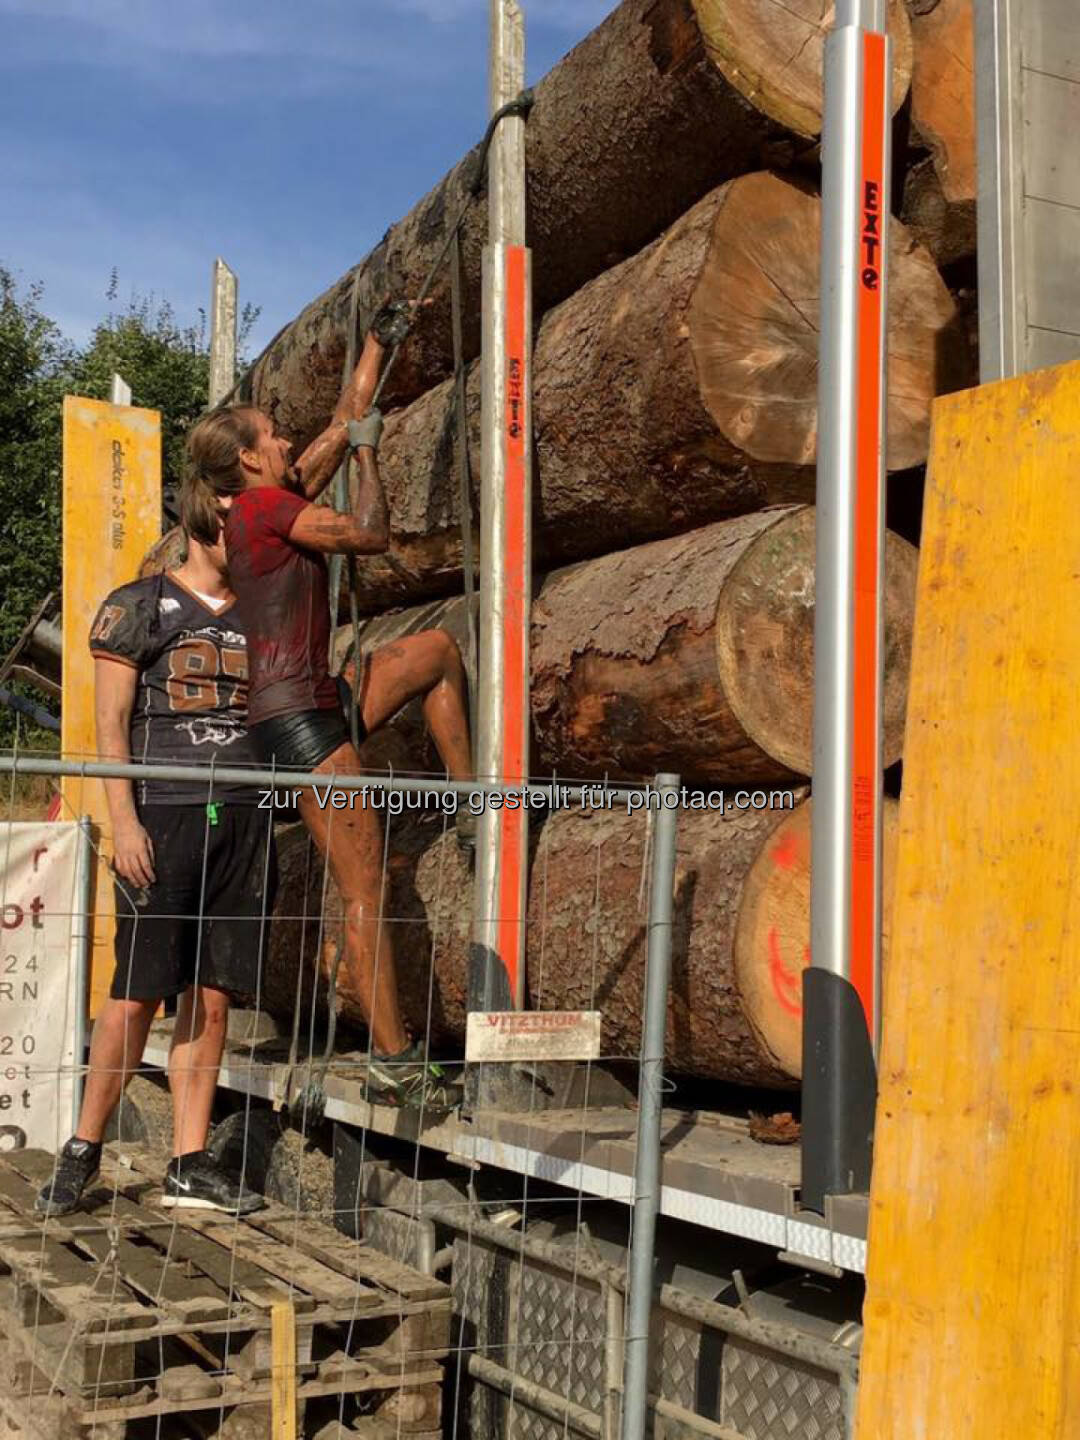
[181,404,260,544]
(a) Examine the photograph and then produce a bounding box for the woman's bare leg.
[298,741,408,1056]
[347,631,472,779]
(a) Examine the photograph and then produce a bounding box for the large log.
[144,173,958,601]
[241,0,912,445]
[321,173,960,611]
[264,794,898,1087]
[908,0,975,205]
[333,507,919,785]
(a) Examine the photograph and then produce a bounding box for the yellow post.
[61,396,161,1015]
[856,356,1080,1437]
[270,1299,298,1440]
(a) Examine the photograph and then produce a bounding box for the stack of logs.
[169,0,976,1089]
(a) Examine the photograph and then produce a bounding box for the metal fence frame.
[1,750,688,1440]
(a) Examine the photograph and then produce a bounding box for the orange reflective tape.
[851,31,887,1035]
[496,245,529,1004]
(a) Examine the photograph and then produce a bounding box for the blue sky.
[0,0,610,354]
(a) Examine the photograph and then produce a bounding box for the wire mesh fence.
[0,734,837,1440]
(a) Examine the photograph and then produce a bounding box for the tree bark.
[908,0,976,204]
[239,0,912,446]
[310,173,960,612]
[143,174,957,603]
[263,794,897,1087]
[900,155,977,269]
[333,507,918,785]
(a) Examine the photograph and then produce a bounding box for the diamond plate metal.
[452,1235,512,1440]
[785,1220,834,1265]
[363,1206,427,1271]
[830,1231,867,1274]
[512,1259,606,1413]
[721,1337,845,1440]
[650,1308,703,1412]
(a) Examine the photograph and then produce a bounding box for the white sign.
[465,1010,602,1063]
[0,823,84,1150]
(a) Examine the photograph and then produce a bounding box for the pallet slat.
[0,1143,448,1435]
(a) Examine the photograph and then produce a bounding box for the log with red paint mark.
[264,793,898,1087]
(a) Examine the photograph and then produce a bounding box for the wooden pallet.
[0,1147,450,1439]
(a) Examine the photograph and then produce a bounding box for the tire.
[209,1106,334,1219]
[105,1072,173,1157]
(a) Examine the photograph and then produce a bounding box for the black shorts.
[249,675,366,773]
[112,805,278,1003]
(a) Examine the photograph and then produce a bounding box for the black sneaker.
[162,1151,265,1214]
[364,1043,463,1114]
[34,1137,102,1217]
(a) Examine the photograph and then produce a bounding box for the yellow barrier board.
[61,396,161,1015]
[856,357,1080,1437]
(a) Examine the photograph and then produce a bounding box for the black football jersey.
[88,573,260,806]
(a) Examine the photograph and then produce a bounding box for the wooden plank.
[856,357,1080,1438]
[245,1207,448,1303]
[191,1218,358,1307]
[0,1157,231,1323]
[76,1361,444,1424]
[270,1299,298,1440]
[0,1229,152,1332]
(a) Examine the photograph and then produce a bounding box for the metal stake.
[620,774,680,1440]
[803,0,890,1212]
[468,0,533,1103]
[109,374,131,406]
[70,816,93,1131]
[208,259,238,407]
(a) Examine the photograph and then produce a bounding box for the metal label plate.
[465,1010,601,1062]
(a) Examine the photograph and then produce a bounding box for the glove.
[369,298,412,349]
[348,409,383,452]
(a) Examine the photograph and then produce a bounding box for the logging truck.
[4,0,1078,1436]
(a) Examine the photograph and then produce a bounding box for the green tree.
[0,269,72,746]
[0,269,259,747]
[72,273,259,503]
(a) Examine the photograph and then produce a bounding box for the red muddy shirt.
[224,486,339,726]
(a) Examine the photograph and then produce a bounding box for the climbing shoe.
[370,298,413,349]
[162,1150,265,1214]
[363,1042,464,1114]
[35,1137,102,1217]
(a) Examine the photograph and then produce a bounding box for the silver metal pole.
[109,374,131,406]
[208,258,238,407]
[620,773,680,1440]
[0,753,645,802]
[805,0,890,1210]
[70,816,93,1132]
[471,0,533,1028]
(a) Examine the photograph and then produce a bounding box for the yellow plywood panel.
[856,357,1080,1438]
[60,397,161,1014]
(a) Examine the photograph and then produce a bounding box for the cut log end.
[692,0,913,139]
[713,508,919,775]
[734,796,900,1079]
[688,172,967,472]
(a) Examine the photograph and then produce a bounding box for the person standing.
[184,304,471,1112]
[37,493,273,1216]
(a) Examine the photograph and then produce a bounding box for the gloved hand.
[348,408,383,452]
[369,298,412,349]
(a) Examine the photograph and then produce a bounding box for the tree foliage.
[0,267,260,746]
[0,271,71,725]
